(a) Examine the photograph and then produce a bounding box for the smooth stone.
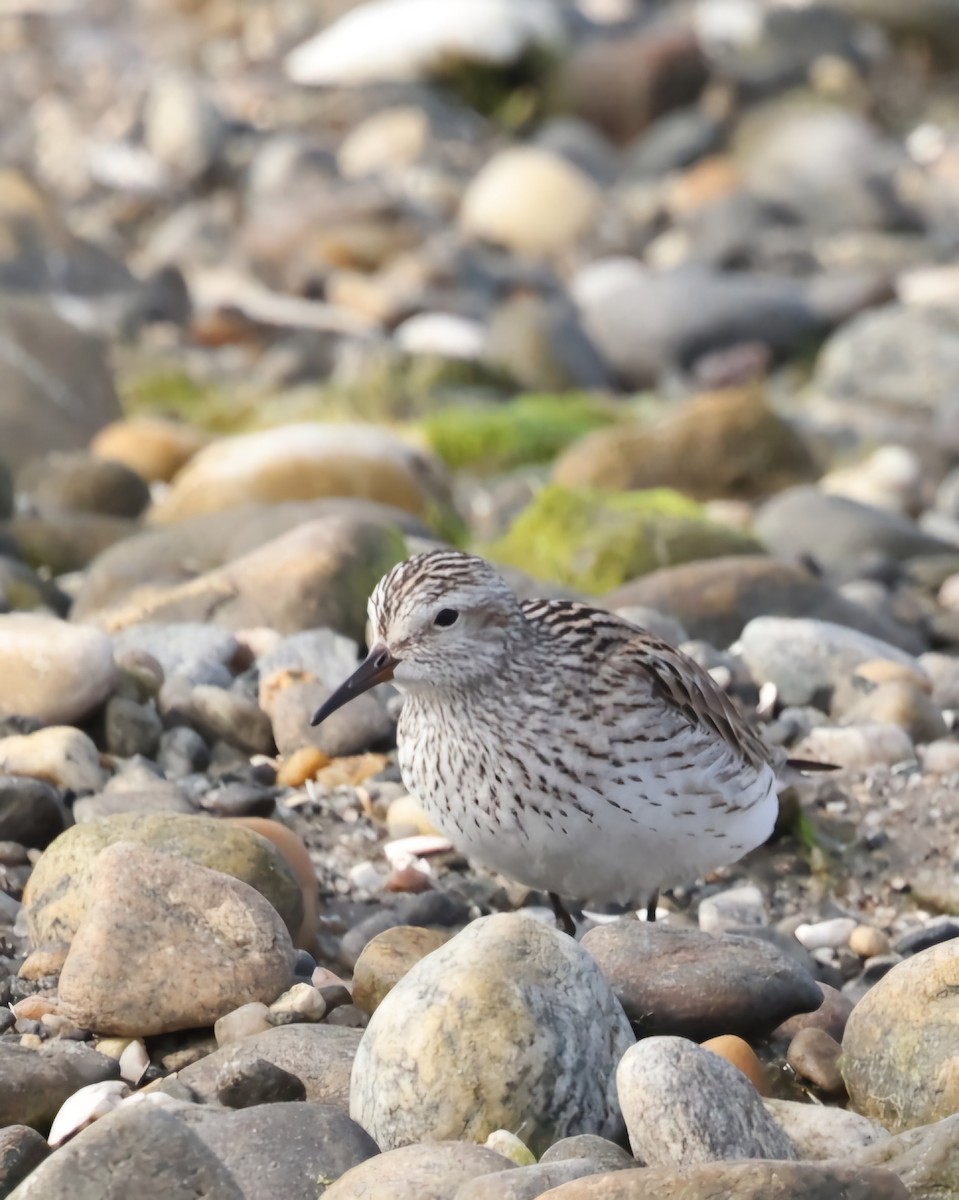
[57,842,295,1036]
[18,941,69,980]
[157,726,210,777]
[815,302,959,416]
[0,615,117,724]
[3,511,137,575]
[849,925,892,959]
[554,389,815,501]
[0,296,122,468]
[701,1035,770,1095]
[571,259,823,388]
[0,728,106,793]
[149,423,449,525]
[445,1159,910,1198]
[23,811,303,946]
[795,918,857,951]
[836,682,947,744]
[71,783,195,824]
[895,918,959,956]
[764,1100,889,1161]
[258,629,393,758]
[454,1159,618,1200]
[581,920,822,1040]
[159,681,274,755]
[617,1036,796,1167]
[4,1102,245,1200]
[540,1136,635,1172]
[18,451,150,519]
[352,925,451,1014]
[737,617,920,707]
[698,885,767,934]
[350,913,633,1156]
[0,555,69,616]
[103,696,163,760]
[604,555,921,654]
[144,71,226,182]
[322,1142,515,1200]
[285,0,562,85]
[0,1125,50,1197]
[755,486,955,571]
[110,623,236,685]
[227,817,319,952]
[215,1057,306,1107]
[83,513,408,645]
[842,939,959,1130]
[786,1028,845,1094]
[460,147,600,258]
[71,498,428,626]
[179,1024,362,1111]
[0,775,65,849]
[91,416,209,484]
[213,1003,273,1047]
[849,1114,959,1199]
[337,106,429,179]
[790,723,915,769]
[0,1040,119,1134]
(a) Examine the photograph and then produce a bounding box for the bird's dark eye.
[434,608,459,628]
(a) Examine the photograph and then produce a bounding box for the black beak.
[310,644,398,727]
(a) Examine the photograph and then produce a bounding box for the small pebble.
[795,917,858,951]
[701,1035,770,1096]
[895,918,959,956]
[269,982,327,1022]
[213,1002,273,1047]
[276,746,331,788]
[787,1027,846,1095]
[849,924,891,959]
[698,885,767,934]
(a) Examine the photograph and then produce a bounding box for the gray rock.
[178,1024,362,1111]
[581,920,822,1040]
[157,726,210,777]
[815,303,959,416]
[215,1056,307,1108]
[698,885,768,934]
[848,1114,959,1199]
[616,1036,797,1166]
[350,913,634,1156]
[540,1135,635,1171]
[737,616,919,707]
[764,1100,889,1160]
[0,296,122,468]
[175,1100,378,1199]
[0,1041,119,1134]
[755,487,954,572]
[0,775,65,848]
[454,1159,613,1200]
[545,1159,910,1198]
[72,783,194,824]
[322,1142,515,1200]
[103,695,163,759]
[0,460,11,521]
[6,1101,244,1200]
[572,260,825,387]
[18,451,150,519]
[0,1125,49,1199]
[484,292,614,394]
[159,679,274,755]
[604,555,922,654]
[111,623,239,687]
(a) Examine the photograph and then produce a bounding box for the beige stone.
[352,925,451,1014]
[58,842,295,1036]
[91,416,209,483]
[0,615,117,724]
[323,1142,514,1200]
[0,727,105,793]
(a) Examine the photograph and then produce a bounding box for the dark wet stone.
[0,776,65,849]
[581,920,822,1040]
[215,1056,307,1108]
[0,1125,50,1199]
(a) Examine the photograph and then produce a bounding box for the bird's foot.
[549,891,577,937]
[644,890,660,922]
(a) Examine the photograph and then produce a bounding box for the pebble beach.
[1,0,959,1196]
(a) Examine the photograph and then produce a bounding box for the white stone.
[286,0,564,86]
[0,614,117,724]
[795,918,858,951]
[394,313,487,361]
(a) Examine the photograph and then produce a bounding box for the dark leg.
[549,892,577,937]
[644,890,659,922]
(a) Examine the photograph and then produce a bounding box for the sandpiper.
[312,549,822,932]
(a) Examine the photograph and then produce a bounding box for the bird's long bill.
[310,644,398,727]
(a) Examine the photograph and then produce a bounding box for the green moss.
[422,393,621,475]
[121,369,256,434]
[487,484,762,594]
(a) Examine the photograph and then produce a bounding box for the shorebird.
[312,549,823,933]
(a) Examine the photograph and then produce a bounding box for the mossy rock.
[23,812,304,945]
[487,484,762,594]
[121,367,252,434]
[554,388,817,500]
[421,393,622,475]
